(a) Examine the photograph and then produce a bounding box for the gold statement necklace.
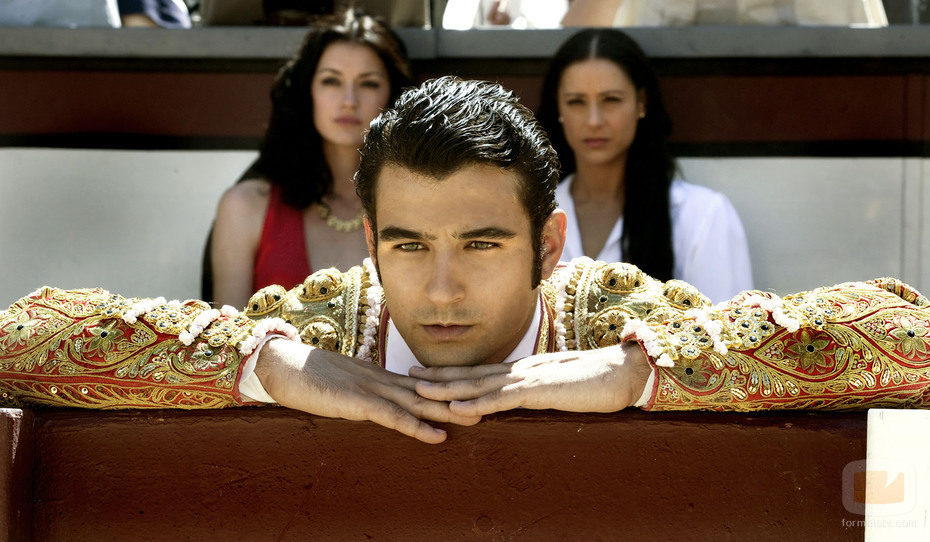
[318,200,365,233]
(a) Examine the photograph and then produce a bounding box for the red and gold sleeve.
[0,286,295,409]
[621,278,930,411]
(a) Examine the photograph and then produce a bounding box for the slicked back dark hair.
[252,7,412,210]
[538,28,675,281]
[356,76,560,286]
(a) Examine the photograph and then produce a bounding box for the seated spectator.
[198,0,428,27]
[0,0,196,27]
[561,0,887,27]
[204,8,412,308]
[537,28,752,303]
[0,0,120,27]
[442,0,568,29]
[118,0,191,28]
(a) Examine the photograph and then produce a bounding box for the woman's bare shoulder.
[214,178,274,236]
[220,178,272,209]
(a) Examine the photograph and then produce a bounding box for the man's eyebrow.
[455,227,517,240]
[378,226,434,241]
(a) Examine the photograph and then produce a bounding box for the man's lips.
[421,324,473,340]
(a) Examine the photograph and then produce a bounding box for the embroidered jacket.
[1,258,928,410]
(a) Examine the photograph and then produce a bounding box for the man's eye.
[565,98,584,106]
[397,243,422,251]
[469,241,497,250]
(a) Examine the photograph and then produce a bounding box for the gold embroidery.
[299,317,342,351]
[252,264,379,362]
[245,285,289,316]
[4,261,929,413]
[641,279,930,410]
[555,261,711,352]
[597,263,648,293]
[0,287,252,409]
[662,280,710,309]
[298,269,345,302]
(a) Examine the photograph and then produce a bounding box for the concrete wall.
[0,148,255,305]
[679,157,928,295]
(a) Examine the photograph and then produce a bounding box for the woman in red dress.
[206,8,412,308]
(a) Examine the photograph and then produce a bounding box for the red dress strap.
[252,185,313,292]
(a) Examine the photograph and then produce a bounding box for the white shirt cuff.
[633,368,656,408]
[237,335,284,403]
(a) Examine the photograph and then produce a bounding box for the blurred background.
[1,0,928,304]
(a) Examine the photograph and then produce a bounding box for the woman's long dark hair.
[537,28,675,281]
[202,8,412,301]
[250,7,413,209]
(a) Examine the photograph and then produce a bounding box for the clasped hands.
[255,340,652,444]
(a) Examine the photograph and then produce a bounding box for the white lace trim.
[238,317,299,356]
[742,293,800,333]
[550,258,587,352]
[356,258,384,363]
[655,354,675,368]
[620,318,673,367]
[178,308,222,346]
[26,286,47,299]
[685,307,728,356]
[121,297,167,324]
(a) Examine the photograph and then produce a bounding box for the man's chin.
[411,346,491,368]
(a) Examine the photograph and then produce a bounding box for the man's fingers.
[364,399,449,444]
[375,381,482,426]
[409,363,511,382]
[359,363,420,390]
[448,387,525,417]
[414,372,517,401]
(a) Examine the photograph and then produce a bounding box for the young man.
[2,77,929,444]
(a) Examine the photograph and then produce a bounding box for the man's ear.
[539,210,567,281]
[364,218,377,266]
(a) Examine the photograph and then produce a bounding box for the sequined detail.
[549,258,708,352]
[245,285,289,316]
[298,269,345,302]
[0,287,254,408]
[242,263,380,365]
[2,261,929,413]
[299,318,342,351]
[662,280,711,310]
[630,277,930,411]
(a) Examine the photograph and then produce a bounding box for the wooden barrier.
[0,408,868,540]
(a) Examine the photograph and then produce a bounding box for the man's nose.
[424,252,465,306]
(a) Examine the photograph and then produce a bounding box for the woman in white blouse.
[537,28,752,303]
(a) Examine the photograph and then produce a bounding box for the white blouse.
[556,175,753,304]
